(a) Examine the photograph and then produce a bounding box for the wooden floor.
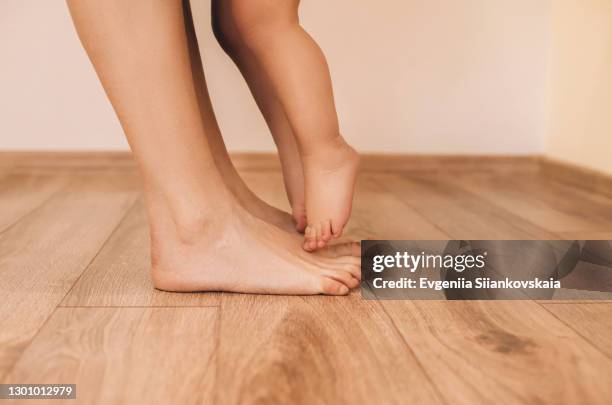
[1,153,612,404]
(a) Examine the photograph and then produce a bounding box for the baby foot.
[302,137,359,251]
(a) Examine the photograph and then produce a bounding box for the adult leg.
[211,0,307,232]
[66,0,359,294]
[183,0,297,233]
[214,0,359,251]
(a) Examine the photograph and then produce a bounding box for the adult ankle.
[148,191,239,246]
[171,210,223,245]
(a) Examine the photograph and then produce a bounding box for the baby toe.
[330,219,345,238]
[321,220,332,242]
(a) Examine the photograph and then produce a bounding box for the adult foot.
[227,151,307,234]
[314,240,361,259]
[232,184,361,258]
[150,204,361,295]
[233,184,298,234]
[220,167,361,258]
[302,137,359,252]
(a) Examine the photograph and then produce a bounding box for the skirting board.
[0,151,539,173]
[540,157,612,199]
[0,151,609,197]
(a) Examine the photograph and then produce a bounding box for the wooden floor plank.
[507,175,612,226]
[557,231,612,240]
[0,175,138,381]
[541,303,612,360]
[241,172,449,240]
[61,199,220,307]
[382,174,558,239]
[452,173,612,234]
[1,153,611,403]
[4,307,217,405]
[0,174,69,233]
[214,292,443,405]
[381,300,612,404]
[347,175,448,240]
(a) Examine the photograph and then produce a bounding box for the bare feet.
[219,163,361,258]
[313,240,361,259]
[232,184,298,234]
[234,185,361,259]
[302,137,359,252]
[150,205,361,295]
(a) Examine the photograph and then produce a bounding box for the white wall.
[545,0,612,176]
[1,0,550,154]
[0,0,126,150]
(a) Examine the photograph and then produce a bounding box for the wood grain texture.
[541,156,612,199]
[381,300,612,404]
[1,153,612,404]
[214,292,442,405]
[4,307,217,405]
[2,151,609,196]
[541,303,612,359]
[502,174,612,227]
[0,174,69,233]
[347,174,448,240]
[0,175,138,380]
[240,171,449,240]
[382,174,558,239]
[557,231,612,240]
[452,172,612,234]
[61,199,220,307]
